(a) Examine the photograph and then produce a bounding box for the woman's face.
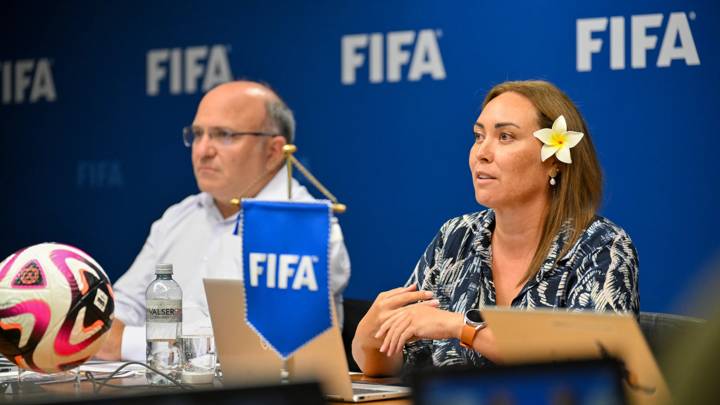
[469,91,553,211]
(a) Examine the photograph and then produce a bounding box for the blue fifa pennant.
[238,199,332,359]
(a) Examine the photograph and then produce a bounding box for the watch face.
[466,309,484,324]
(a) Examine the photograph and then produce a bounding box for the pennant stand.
[232,144,345,384]
[230,144,347,213]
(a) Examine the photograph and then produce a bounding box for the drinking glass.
[179,335,216,384]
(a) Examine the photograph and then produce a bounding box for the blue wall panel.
[1,0,718,315]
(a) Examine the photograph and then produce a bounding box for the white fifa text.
[249,253,319,291]
[577,12,700,71]
[341,29,446,85]
[1,59,56,104]
[146,45,233,96]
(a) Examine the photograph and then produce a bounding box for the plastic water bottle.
[146,263,182,384]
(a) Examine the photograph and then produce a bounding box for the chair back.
[638,311,706,376]
[341,298,373,372]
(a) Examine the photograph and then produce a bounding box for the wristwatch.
[460,309,486,348]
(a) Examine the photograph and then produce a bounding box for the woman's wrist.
[449,311,465,340]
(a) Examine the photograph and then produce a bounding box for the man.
[97,81,351,360]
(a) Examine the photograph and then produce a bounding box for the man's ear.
[264,136,287,170]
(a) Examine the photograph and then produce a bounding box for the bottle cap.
[155,263,173,275]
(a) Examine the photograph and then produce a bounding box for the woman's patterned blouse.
[403,209,639,369]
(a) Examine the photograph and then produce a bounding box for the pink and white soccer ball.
[0,242,114,373]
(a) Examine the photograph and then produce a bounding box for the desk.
[2,372,411,404]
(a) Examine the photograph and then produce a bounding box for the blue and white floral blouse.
[403,209,639,369]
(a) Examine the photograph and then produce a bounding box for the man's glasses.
[182,126,277,147]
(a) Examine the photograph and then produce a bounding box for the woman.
[352,80,639,376]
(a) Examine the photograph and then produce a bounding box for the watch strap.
[460,323,483,348]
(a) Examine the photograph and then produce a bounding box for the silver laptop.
[203,278,410,402]
[481,307,670,405]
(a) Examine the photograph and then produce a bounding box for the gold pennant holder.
[230,145,346,214]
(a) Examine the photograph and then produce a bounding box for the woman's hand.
[375,303,463,357]
[351,284,439,375]
[358,284,439,347]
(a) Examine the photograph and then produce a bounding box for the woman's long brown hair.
[482,80,603,284]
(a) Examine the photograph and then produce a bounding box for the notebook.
[203,278,410,402]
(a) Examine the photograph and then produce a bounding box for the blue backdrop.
[1,0,718,315]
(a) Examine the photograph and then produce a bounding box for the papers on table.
[79,360,146,377]
[0,361,146,384]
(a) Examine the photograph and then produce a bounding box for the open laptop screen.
[411,359,626,405]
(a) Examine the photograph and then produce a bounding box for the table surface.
[1,371,411,404]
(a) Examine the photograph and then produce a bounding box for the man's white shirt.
[112,169,351,361]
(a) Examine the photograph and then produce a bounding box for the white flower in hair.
[533,115,584,164]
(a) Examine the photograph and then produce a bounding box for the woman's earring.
[549,168,558,186]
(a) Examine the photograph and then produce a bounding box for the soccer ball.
[0,242,114,373]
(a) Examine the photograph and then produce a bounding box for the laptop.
[203,278,410,402]
[481,307,670,405]
[411,358,627,405]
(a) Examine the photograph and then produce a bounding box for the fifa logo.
[76,160,124,189]
[146,45,233,96]
[576,12,700,71]
[248,253,319,291]
[0,59,57,105]
[341,29,446,85]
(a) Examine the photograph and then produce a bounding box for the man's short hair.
[265,99,295,144]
